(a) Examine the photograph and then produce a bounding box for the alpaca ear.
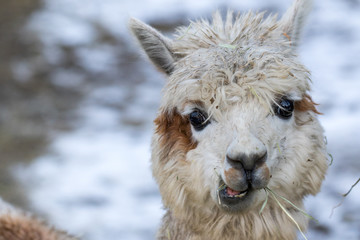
[280,0,313,48]
[129,18,176,75]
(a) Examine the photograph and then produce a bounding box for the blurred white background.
[0,0,359,239]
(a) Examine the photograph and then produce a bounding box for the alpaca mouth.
[220,184,248,198]
[217,180,254,212]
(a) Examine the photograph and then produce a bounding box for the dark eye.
[189,110,209,131]
[275,97,294,119]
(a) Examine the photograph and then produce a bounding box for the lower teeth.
[234,191,247,198]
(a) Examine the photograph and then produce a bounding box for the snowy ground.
[14,0,360,239]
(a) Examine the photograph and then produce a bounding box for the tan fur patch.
[295,94,321,114]
[0,214,76,240]
[224,168,244,185]
[154,110,197,162]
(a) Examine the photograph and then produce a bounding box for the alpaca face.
[150,44,327,215]
[160,47,313,213]
[130,1,327,218]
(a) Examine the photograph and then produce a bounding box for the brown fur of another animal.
[0,213,77,240]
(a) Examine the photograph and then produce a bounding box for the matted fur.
[130,0,328,239]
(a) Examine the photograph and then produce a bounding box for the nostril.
[256,151,267,164]
[226,155,244,170]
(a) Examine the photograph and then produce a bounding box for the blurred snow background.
[0,0,358,239]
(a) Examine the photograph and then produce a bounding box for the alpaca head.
[130,0,327,216]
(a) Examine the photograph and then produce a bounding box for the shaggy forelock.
[159,11,313,115]
[173,12,286,55]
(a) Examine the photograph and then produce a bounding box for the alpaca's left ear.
[280,0,313,48]
[129,18,176,75]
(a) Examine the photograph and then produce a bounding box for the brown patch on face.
[294,94,321,114]
[224,167,248,191]
[224,168,244,184]
[0,214,76,240]
[154,109,197,162]
[252,163,270,189]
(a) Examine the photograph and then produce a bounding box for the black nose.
[226,151,267,172]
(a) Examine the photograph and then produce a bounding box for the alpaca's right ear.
[129,18,176,75]
[280,0,313,49]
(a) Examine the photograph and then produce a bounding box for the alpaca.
[130,0,328,239]
[0,198,77,240]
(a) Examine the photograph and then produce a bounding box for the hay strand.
[259,189,269,214]
[276,142,282,155]
[328,153,333,166]
[167,228,171,240]
[218,43,237,49]
[266,188,308,240]
[343,177,360,197]
[177,22,193,40]
[330,177,360,217]
[266,187,317,222]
